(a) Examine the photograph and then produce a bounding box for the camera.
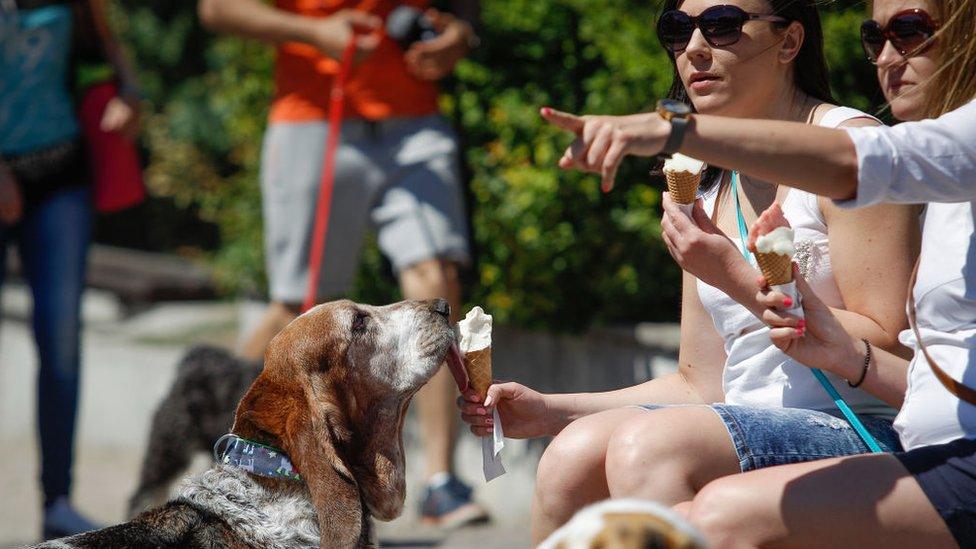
[386,6,439,50]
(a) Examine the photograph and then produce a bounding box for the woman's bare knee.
[535,410,646,520]
[536,416,610,506]
[604,411,703,502]
[687,480,762,549]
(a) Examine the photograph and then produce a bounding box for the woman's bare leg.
[531,407,647,544]
[604,406,740,505]
[686,453,955,549]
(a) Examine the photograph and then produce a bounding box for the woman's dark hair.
[657,0,837,191]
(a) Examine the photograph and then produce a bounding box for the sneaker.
[419,475,490,528]
[42,497,101,540]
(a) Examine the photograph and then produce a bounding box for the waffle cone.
[665,170,701,205]
[463,347,492,401]
[756,252,793,286]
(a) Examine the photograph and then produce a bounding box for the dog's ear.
[235,372,366,548]
[351,403,409,521]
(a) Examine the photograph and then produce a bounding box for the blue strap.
[730,171,883,454]
[810,369,884,452]
[730,172,754,264]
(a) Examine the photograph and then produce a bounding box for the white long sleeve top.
[840,100,976,450]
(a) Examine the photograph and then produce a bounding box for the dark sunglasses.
[860,9,940,64]
[657,5,790,53]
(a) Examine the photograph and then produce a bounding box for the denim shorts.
[895,437,976,546]
[638,404,903,472]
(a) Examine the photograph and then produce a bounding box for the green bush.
[115,0,882,331]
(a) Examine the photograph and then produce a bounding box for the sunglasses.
[860,9,939,64]
[657,5,790,53]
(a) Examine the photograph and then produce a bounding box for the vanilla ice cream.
[755,227,795,256]
[663,153,705,176]
[459,306,492,353]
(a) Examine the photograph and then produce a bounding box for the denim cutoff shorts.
[638,403,903,472]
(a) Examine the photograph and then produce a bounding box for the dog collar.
[213,434,302,482]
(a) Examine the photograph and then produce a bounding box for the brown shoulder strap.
[908,259,976,405]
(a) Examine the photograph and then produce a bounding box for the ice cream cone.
[665,170,701,206]
[756,252,793,286]
[463,347,492,401]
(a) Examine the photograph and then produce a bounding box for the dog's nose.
[432,298,451,318]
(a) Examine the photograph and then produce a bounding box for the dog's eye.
[352,312,369,333]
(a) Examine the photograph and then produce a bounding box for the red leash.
[302,39,358,313]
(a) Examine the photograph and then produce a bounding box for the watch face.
[657,99,692,117]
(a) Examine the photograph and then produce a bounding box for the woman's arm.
[85,0,141,138]
[87,0,138,95]
[553,271,726,420]
[197,0,381,63]
[461,272,727,437]
[541,108,858,199]
[541,101,976,205]
[821,200,920,359]
[759,273,909,407]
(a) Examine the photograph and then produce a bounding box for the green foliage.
[116,0,882,331]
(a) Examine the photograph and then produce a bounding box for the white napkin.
[482,408,505,481]
[771,280,804,320]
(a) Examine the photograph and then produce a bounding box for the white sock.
[427,471,452,488]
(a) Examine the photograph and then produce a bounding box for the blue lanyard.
[730,171,754,265]
[730,171,883,453]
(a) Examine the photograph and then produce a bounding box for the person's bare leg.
[399,258,463,480]
[238,301,300,360]
[672,501,693,519]
[686,454,956,549]
[604,406,740,506]
[531,407,649,545]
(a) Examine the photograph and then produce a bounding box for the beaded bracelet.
[847,339,872,388]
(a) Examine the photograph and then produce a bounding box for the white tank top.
[696,106,896,418]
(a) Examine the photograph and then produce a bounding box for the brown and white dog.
[38,298,466,549]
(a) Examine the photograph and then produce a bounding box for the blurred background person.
[197,0,488,527]
[0,0,139,539]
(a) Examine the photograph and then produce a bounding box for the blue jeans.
[639,403,903,472]
[0,185,91,506]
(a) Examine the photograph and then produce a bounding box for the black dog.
[127,345,260,517]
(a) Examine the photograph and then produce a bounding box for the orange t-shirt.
[270,0,440,122]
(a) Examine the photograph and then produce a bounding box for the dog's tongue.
[446,342,469,392]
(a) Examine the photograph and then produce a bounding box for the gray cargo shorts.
[260,115,471,303]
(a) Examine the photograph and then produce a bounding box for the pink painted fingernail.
[797,319,806,329]
[477,407,487,416]
[795,327,804,336]
[541,107,552,115]
[783,297,793,308]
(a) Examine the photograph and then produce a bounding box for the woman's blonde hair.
[925,0,976,117]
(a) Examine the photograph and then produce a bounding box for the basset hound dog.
[37,298,467,549]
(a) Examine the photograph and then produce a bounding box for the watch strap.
[661,116,689,156]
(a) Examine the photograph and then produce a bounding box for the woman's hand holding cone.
[661,194,750,291]
[457,382,556,439]
[757,266,858,375]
